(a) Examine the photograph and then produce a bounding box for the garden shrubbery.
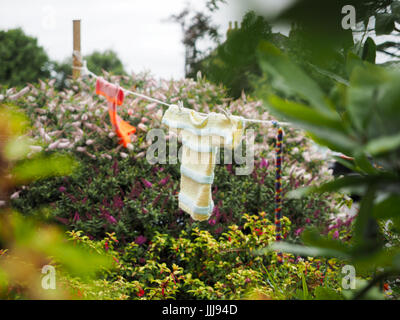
[1,73,353,299]
[61,213,345,300]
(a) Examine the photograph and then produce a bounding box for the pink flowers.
[159,176,169,186]
[333,230,339,239]
[295,227,304,237]
[112,195,124,210]
[73,211,80,222]
[106,215,117,225]
[100,207,118,224]
[135,235,147,245]
[259,158,269,169]
[138,123,148,132]
[59,186,66,193]
[141,178,153,188]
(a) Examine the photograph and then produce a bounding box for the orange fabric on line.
[96,88,124,105]
[95,77,136,148]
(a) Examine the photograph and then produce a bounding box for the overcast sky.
[0,0,293,79]
[0,0,391,80]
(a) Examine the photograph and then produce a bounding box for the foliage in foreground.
[257,14,400,299]
[0,106,112,299]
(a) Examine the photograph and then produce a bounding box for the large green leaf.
[332,155,357,172]
[301,228,351,254]
[365,132,400,155]
[266,95,358,154]
[314,287,344,300]
[354,152,378,175]
[258,41,333,114]
[353,185,376,249]
[348,64,400,138]
[361,37,376,64]
[375,13,395,35]
[266,242,350,259]
[346,51,365,77]
[307,62,349,86]
[287,175,369,199]
[373,195,400,221]
[392,1,400,21]
[267,95,342,128]
[12,154,77,184]
[288,172,399,199]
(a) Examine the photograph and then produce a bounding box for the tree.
[85,50,126,76]
[169,0,224,77]
[0,28,50,87]
[196,11,277,98]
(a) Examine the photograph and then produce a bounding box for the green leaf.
[365,132,400,155]
[354,152,378,174]
[375,13,395,35]
[4,136,30,161]
[346,51,364,77]
[287,175,369,199]
[314,287,343,300]
[362,37,376,64]
[12,154,77,184]
[307,62,349,86]
[342,278,385,300]
[373,195,400,221]
[353,185,376,248]
[262,242,350,259]
[301,228,350,254]
[301,273,309,300]
[258,41,332,114]
[391,1,400,20]
[348,64,400,138]
[267,95,343,129]
[332,155,357,172]
[266,95,358,154]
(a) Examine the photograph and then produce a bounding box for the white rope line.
[71,53,293,128]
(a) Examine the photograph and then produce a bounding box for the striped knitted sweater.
[162,104,244,221]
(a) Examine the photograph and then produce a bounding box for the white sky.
[0,0,292,80]
[0,0,390,80]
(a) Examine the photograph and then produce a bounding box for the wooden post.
[72,20,81,79]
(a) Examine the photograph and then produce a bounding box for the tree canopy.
[0,28,50,87]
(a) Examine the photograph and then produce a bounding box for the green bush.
[62,213,345,300]
[1,73,352,299]
[7,74,339,244]
[0,28,50,88]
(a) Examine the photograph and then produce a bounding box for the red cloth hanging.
[95,77,136,148]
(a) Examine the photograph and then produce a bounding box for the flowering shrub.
[5,75,343,242]
[62,213,345,300]
[0,73,354,299]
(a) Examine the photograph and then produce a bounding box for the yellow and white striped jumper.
[162,104,244,221]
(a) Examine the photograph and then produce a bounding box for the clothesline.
[72,54,292,128]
